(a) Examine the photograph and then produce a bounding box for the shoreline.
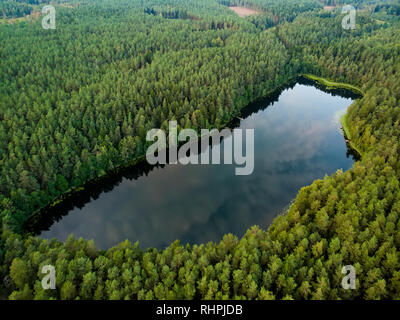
[23,75,297,232]
[22,74,364,235]
[341,113,364,158]
[302,74,365,96]
[302,73,364,158]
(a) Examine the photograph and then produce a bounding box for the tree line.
[1,0,399,299]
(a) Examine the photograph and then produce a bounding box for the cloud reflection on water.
[40,84,355,249]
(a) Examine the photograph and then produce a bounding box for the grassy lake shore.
[302,74,365,96]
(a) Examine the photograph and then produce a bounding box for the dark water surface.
[35,81,357,249]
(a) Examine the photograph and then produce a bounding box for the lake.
[30,79,358,250]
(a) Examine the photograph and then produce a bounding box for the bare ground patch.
[229,6,259,18]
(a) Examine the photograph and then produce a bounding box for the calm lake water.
[35,81,357,249]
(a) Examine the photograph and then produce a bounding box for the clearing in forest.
[229,6,259,17]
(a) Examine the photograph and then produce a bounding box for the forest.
[0,0,400,299]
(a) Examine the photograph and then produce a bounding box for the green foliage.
[0,1,33,18]
[1,0,400,300]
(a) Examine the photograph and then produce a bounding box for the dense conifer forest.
[1,0,400,299]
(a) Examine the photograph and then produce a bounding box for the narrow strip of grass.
[302,74,365,96]
[302,73,365,158]
[341,113,364,157]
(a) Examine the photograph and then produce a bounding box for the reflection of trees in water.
[24,76,360,237]
[23,160,163,236]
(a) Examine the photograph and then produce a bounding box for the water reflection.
[25,78,359,249]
